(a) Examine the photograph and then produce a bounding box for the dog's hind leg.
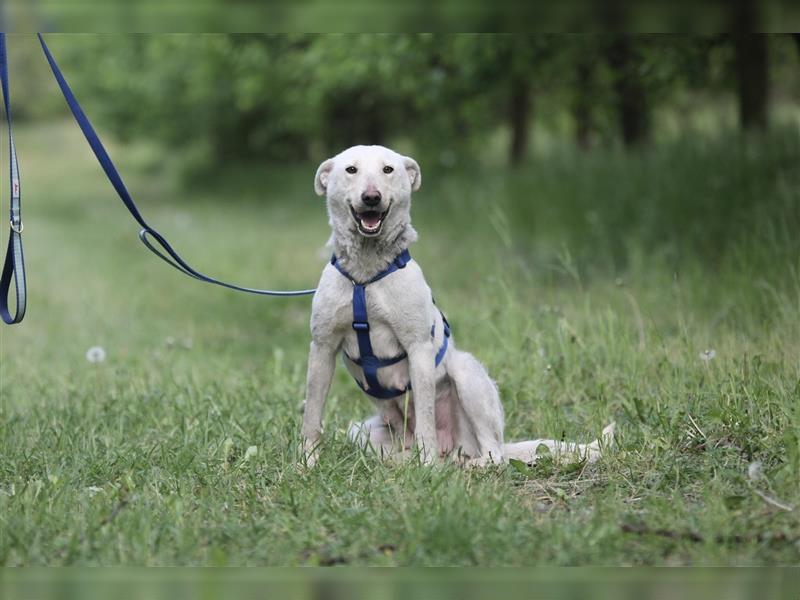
[504,423,616,465]
[446,349,505,465]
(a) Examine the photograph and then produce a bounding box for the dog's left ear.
[404,156,421,192]
[314,158,334,196]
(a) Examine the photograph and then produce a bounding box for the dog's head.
[314,145,421,240]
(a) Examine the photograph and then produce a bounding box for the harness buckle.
[9,218,22,234]
[352,321,369,331]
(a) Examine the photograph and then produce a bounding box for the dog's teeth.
[361,218,381,231]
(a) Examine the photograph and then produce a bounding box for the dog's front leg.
[301,340,337,467]
[407,342,438,464]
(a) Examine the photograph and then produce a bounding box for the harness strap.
[351,281,409,398]
[435,316,451,366]
[346,352,408,368]
[36,33,316,299]
[330,248,411,285]
[333,250,450,400]
[0,33,26,325]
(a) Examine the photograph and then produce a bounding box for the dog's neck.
[330,220,418,283]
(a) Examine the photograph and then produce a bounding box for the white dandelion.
[699,349,716,362]
[748,461,763,481]
[85,346,106,363]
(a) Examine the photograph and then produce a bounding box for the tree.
[572,57,594,151]
[733,34,769,132]
[501,36,551,166]
[606,35,650,147]
[508,71,531,165]
[442,35,556,166]
[730,0,769,132]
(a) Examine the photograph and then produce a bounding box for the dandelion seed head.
[748,461,763,481]
[699,349,716,362]
[85,346,106,363]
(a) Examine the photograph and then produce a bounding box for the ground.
[0,121,798,566]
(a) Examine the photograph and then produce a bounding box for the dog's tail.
[503,422,616,465]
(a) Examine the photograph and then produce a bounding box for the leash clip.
[9,218,22,234]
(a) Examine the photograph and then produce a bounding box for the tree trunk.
[733,34,769,132]
[606,36,650,148]
[573,59,594,151]
[509,75,531,166]
[730,0,769,132]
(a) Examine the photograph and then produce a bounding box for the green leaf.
[508,458,533,477]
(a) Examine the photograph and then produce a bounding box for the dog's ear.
[403,156,421,192]
[314,158,334,196]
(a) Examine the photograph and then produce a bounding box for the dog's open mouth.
[350,203,391,236]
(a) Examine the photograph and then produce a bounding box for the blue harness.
[331,249,450,400]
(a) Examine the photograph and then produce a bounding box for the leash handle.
[0,33,26,324]
[37,33,316,299]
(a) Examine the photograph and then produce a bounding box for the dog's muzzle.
[350,201,391,237]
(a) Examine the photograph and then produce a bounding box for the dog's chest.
[340,288,411,391]
[312,260,435,395]
[342,309,403,359]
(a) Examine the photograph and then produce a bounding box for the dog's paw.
[463,451,504,469]
[584,422,616,463]
[417,447,438,466]
[464,456,489,468]
[299,437,321,469]
[601,422,616,446]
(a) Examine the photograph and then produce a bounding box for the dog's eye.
[345,166,357,174]
[383,165,394,174]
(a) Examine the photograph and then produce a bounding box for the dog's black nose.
[361,191,382,207]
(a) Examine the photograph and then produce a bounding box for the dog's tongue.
[360,212,382,229]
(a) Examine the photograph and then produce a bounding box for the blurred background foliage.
[8,33,800,174]
[6,0,800,33]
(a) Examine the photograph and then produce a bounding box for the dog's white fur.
[302,145,613,466]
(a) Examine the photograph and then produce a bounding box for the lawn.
[1,119,799,566]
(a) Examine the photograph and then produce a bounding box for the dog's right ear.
[314,158,334,196]
[403,156,421,192]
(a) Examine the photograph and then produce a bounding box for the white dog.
[301,145,613,466]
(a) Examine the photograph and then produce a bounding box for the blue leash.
[0,33,26,324]
[1,36,317,326]
[37,34,315,299]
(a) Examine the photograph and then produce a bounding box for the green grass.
[1,120,799,566]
